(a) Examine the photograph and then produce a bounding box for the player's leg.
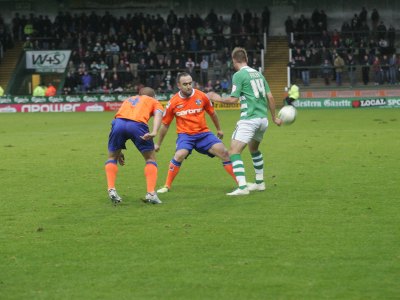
[247,118,268,191]
[127,121,162,203]
[247,140,266,191]
[105,119,126,203]
[227,139,250,195]
[207,142,237,182]
[141,150,162,204]
[224,120,257,195]
[158,148,189,193]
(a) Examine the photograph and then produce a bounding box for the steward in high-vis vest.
[284,84,299,106]
[33,85,45,97]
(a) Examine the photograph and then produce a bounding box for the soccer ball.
[278,105,297,125]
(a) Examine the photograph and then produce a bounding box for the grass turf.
[0,109,399,299]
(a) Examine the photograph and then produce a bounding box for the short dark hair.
[139,87,156,97]
[176,72,191,84]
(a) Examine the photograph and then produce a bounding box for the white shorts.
[231,118,269,143]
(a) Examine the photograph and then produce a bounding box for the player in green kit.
[208,47,282,196]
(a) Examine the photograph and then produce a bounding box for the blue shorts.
[108,118,154,153]
[176,132,222,158]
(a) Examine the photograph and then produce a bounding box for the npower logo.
[21,104,80,112]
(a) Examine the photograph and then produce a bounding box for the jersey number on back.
[250,79,266,98]
[129,97,140,106]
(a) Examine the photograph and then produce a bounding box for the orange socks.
[165,159,181,189]
[223,161,237,183]
[144,161,158,193]
[105,160,118,189]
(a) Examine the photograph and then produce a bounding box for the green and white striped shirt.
[230,66,270,120]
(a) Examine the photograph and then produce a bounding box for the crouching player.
[105,87,163,204]
[155,72,237,194]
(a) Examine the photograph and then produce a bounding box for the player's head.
[176,72,193,97]
[231,47,248,70]
[139,87,156,98]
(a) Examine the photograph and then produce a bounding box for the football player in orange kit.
[155,72,236,194]
[105,87,163,204]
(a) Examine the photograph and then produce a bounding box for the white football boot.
[144,193,162,204]
[108,188,122,203]
[226,187,250,196]
[247,182,266,191]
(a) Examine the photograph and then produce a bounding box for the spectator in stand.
[361,54,371,85]
[381,54,390,84]
[371,8,380,31]
[334,53,345,86]
[185,56,196,76]
[45,82,57,96]
[389,53,398,85]
[372,56,382,85]
[167,10,178,30]
[63,71,78,95]
[376,21,387,40]
[287,57,297,84]
[204,79,214,92]
[129,49,139,79]
[220,78,230,93]
[388,25,396,49]
[110,73,123,93]
[137,58,148,85]
[284,16,294,38]
[213,57,222,81]
[300,56,310,86]
[320,59,333,85]
[378,37,389,55]
[261,6,271,36]
[200,56,209,86]
[81,70,93,92]
[346,53,357,87]
[213,80,222,92]
[123,66,134,90]
[228,10,240,35]
[97,68,108,87]
[359,7,368,25]
[222,21,232,48]
[110,42,120,67]
[23,37,33,50]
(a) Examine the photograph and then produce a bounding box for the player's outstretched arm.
[154,123,169,152]
[207,91,239,104]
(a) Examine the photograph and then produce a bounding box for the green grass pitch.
[0,108,399,299]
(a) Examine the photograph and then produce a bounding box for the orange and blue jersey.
[162,89,215,134]
[115,95,163,124]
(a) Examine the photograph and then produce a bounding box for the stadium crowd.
[1,6,399,93]
[6,9,268,95]
[286,7,400,87]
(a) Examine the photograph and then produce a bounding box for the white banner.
[26,50,71,72]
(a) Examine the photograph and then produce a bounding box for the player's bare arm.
[154,123,169,152]
[207,91,239,104]
[209,112,224,139]
[141,110,163,140]
[267,92,282,126]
